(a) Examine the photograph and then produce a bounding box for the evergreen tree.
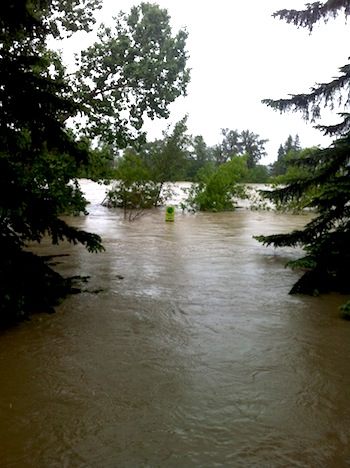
[255,2,350,299]
[0,0,105,325]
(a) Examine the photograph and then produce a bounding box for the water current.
[1,180,350,467]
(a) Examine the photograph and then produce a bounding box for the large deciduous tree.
[0,1,190,325]
[255,2,350,301]
[213,128,268,168]
[73,3,190,147]
[240,130,268,169]
[142,116,191,186]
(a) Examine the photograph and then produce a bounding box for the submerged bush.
[183,157,248,212]
[103,180,174,220]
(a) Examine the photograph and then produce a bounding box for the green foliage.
[195,161,217,181]
[103,117,191,217]
[267,147,321,212]
[77,139,117,181]
[140,116,192,183]
[0,1,106,324]
[102,116,195,219]
[117,149,152,184]
[185,157,248,212]
[270,134,302,177]
[0,0,102,47]
[186,135,213,179]
[212,128,268,168]
[73,3,190,147]
[0,1,105,249]
[242,164,269,183]
[103,150,173,219]
[105,180,161,220]
[212,129,241,165]
[272,2,350,33]
[240,130,269,169]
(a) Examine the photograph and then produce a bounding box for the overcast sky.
[62,0,350,164]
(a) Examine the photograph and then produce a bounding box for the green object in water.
[165,206,175,221]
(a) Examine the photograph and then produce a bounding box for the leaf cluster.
[73,3,190,147]
[185,157,248,212]
[213,128,268,169]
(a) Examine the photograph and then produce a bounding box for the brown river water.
[1,180,350,467]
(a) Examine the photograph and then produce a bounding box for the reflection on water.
[1,180,350,467]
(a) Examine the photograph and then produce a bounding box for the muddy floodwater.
[1,180,350,467]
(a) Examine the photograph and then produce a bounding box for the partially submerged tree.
[104,117,191,215]
[185,156,248,212]
[255,2,350,301]
[140,116,191,204]
[103,149,161,220]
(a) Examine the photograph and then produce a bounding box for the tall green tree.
[240,130,268,169]
[212,129,241,165]
[212,128,268,168]
[270,134,302,177]
[140,116,191,203]
[76,139,117,180]
[187,135,213,179]
[255,2,350,300]
[73,3,190,147]
[0,1,190,325]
